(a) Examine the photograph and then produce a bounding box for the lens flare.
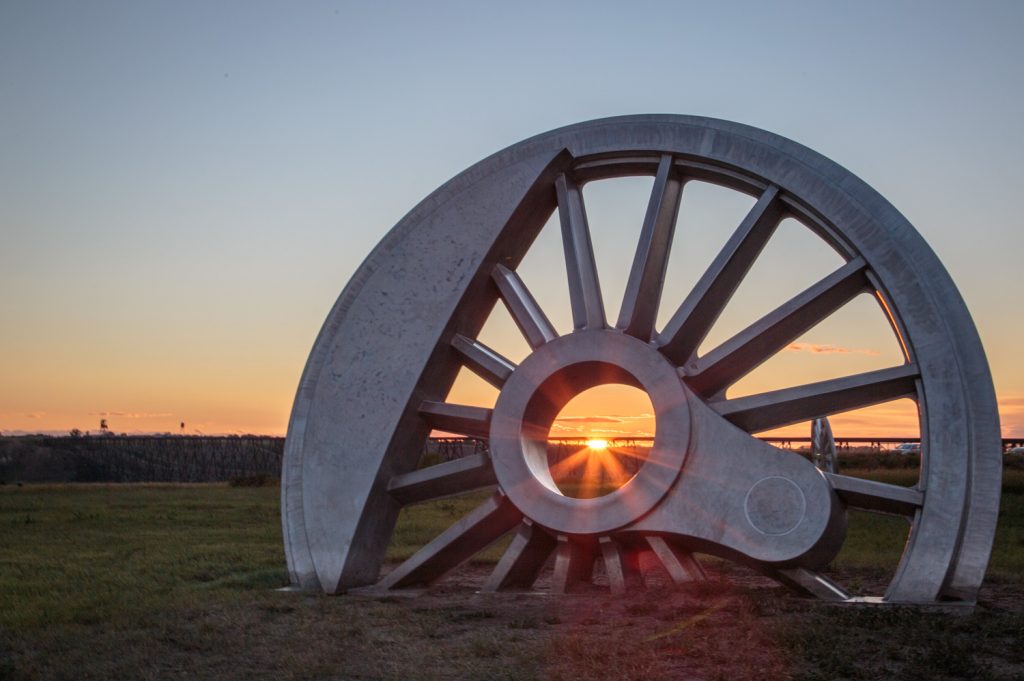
[586,438,609,450]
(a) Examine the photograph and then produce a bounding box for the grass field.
[1,472,1022,680]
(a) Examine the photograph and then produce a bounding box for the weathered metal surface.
[811,418,838,474]
[282,115,1001,604]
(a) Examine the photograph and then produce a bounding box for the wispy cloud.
[551,411,656,438]
[589,427,654,437]
[555,416,623,424]
[554,413,654,424]
[550,422,654,437]
[785,342,880,356]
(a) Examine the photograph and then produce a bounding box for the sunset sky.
[1,2,1022,439]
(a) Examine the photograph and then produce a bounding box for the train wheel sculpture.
[281,116,1000,604]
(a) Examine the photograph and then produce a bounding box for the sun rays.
[548,441,647,498]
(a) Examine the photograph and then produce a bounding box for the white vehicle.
[894,442,921,455]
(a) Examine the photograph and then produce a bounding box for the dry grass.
[1,472,1023,680]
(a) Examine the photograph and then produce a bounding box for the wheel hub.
[490,330,689,535]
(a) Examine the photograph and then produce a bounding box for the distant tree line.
[0,435,283,484]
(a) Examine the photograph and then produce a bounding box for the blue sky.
[1,1,1021,435]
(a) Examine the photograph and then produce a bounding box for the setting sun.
[585,439,609,450]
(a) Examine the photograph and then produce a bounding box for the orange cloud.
[785,342,880,356]
[554,413,655,424]
[549,422,654,437]
[555,416,624,424]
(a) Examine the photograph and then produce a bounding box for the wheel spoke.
[556,173,605,330]
[550,534,597,593]
[492,264,558,349]
[711,364,919,433]
[617,155,683,341]
[451,334,516,389]
[658,185,784,364]
[376,493,522,589]
[599,537,644,593]
[419,401,492,438]
[645,536,706,583]
[481,519,556,591]
[770,567,850,601]
[387,453,497,506]
[826,472,923,516]
[687,257,870,396]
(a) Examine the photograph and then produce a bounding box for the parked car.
[1009,445,1024,454]
[893,442,921,455]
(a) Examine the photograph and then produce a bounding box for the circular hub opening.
[490,330,690,535]
[548,383,654,499]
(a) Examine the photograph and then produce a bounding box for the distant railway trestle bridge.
[2,434,1019,485]
[428,435,1024,460]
